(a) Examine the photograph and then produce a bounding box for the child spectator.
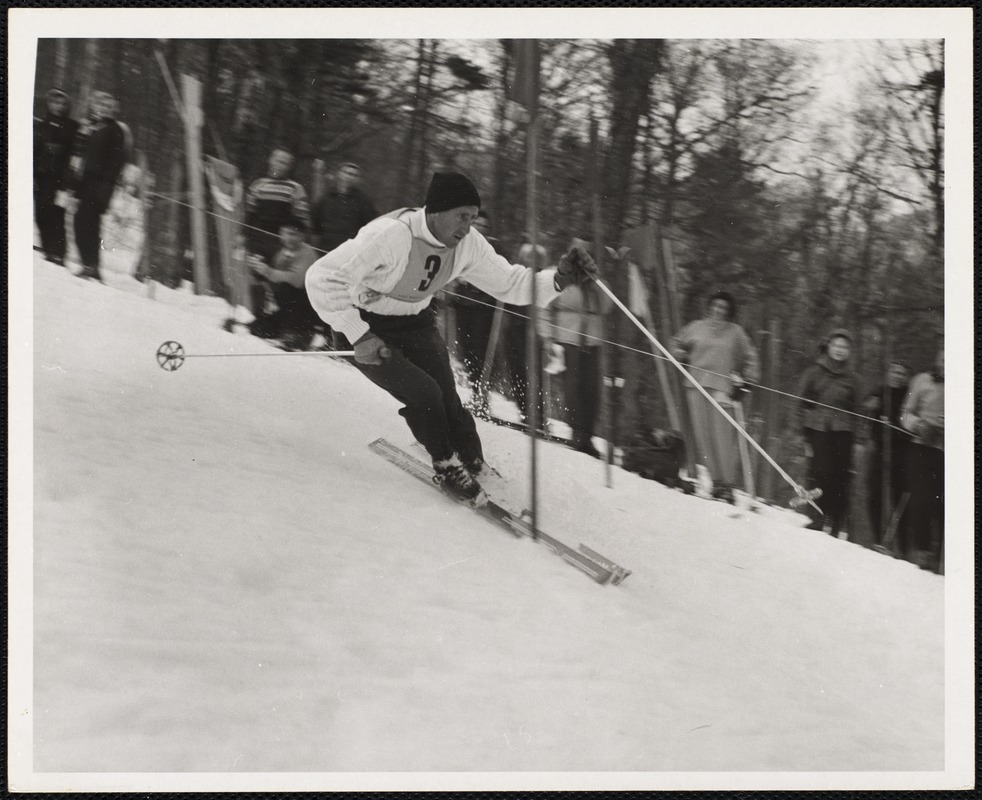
[247,220,321,350]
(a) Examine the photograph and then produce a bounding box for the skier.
[305,170,597,506]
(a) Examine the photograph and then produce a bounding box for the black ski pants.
[348,309,483,465]
[804,428,854,537]
[74,197,110,271]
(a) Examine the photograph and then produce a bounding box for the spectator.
[71,91,128,281]
[670,290,761,500]
[34,88,79,266]
[247,220,321,350]
[900,348,944,573]
[503,239,549,428]
[310,161,378,254]
[863,361,912,547]
[539,239,612,457]
[244,148,310,316]
[445,210,501,418]
[796,329,862,538]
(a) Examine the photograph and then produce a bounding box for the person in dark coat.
[863,361,912,546]
[34,88,79,266]
[71,91,128,280]
[310,162,378,254]
[796,329,862,538]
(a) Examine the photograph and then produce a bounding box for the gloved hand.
[353,332,391,365]
[798,434,813,459]
[916,419,944,447]
[247,254,270,279]
[729,374,750,401]
[554,246,599,290]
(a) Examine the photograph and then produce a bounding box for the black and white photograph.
[8,5,974,793]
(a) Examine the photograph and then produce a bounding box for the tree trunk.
[396,40,426,202]
[603,40,663,443]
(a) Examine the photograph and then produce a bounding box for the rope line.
[140,189,909,435]
[438,287,909,435]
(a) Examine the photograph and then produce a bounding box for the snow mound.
[23,256,945,784]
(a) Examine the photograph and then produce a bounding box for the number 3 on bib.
[417,255,442,291]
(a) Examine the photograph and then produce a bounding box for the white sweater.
[305,207,560,343]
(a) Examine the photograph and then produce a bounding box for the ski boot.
[433,455,488,508]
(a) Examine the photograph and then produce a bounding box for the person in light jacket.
[539,241,613,457]
[671,290,761,497]
[900,348,944,572]
[796,329,862,538]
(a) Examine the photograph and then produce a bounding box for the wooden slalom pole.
[590,276,823,513]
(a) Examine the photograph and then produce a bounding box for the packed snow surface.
[20,258,950,790]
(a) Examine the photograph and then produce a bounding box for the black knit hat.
[708,290,737,320]
[424,171,481,213]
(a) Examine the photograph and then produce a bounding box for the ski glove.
[353,332,391,365]
[729,375,750,401]
[554,246,599,291]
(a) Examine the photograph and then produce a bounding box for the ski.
[369,438,630,586]
[484,415,572,446]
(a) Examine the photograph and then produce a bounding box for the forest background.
[32,34,945,523]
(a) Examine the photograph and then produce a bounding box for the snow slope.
[11,257,964,791]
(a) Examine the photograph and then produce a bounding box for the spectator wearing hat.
[310,162,378,255]
[795,329,862,538]
[670,290,761,499]
[900,348,944,572]
[247,219,321,350]
[34,88,79,266]
[305,170,598,506]
[244,148,310,315]
[70,91,128,280]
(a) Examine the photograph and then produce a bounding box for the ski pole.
[733,399,757,502]
[589,276,823,514]
[156,340,355,372]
